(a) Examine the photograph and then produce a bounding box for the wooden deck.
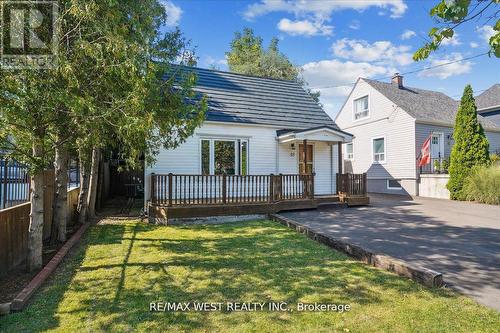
[148,173,367,222]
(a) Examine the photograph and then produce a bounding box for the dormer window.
[353,95,369,120]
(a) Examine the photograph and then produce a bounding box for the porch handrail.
[150,173,314,206]
[336,173,367,196]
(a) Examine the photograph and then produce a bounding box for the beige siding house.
[335,75,500,196]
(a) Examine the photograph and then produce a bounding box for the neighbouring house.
[145,67,362,223]
[335,74,500,198]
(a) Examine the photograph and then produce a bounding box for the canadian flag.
[418,136,431,167]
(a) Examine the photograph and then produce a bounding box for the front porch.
[148,172,368,222]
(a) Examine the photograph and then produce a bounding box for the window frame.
[352,94,370,122]
[199,138,249,175]
[387,179,402,190]
[345,143,354,160]
[371,136,386,164]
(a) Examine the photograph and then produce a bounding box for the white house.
[335,74,500,197]
[145,67,356,221]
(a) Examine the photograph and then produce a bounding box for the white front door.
[430,133,443,159]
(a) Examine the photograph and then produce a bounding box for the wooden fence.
[337,173,367,196]
[0,171,80,277]
[150,173,314,206]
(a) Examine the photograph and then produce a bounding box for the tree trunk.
[27,142,44,271]
[87,147,100,219]
[77,149,90,224]
[52,143,69,243]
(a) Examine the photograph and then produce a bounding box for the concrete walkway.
[280,194,500,311]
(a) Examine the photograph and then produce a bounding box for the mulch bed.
[0,225,81,304]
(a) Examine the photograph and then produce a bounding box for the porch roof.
[276,126,353,143]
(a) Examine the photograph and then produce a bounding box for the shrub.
[463,165,500,205]
[491,153,500,166]
[441,159,449,172]
[447,85,490,200]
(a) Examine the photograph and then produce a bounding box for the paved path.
[281,194,500,311]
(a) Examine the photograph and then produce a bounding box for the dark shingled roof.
[171,66,337,130]
[362,78,499,129]
[475,84,500,111]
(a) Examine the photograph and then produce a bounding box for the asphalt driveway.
[280,194,500,310]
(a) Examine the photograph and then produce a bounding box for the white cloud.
[476,25,495,43]
[162,1,182,27]
[277,18,333,36]
[418,53,472,79]
[205,56,228,67]
[349,20,360,30]
[470,42,479,48]
[302,59,392,115]
[400,29,416,40]
[331,38,413,66]
[440,33,461,46]
[243,0,407,21]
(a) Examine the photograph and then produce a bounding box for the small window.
[346,143,353,160]
[354,96,369,120]
[387,179,402,190]
[373,137,385,163]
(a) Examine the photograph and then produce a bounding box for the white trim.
[430,132,445,159]
[371,136,386,164]
[352,94,370,122]
[198,138,248,175]
[387,179,403,190]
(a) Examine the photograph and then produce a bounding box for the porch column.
[337,142,343,174]
[303,139,308,174]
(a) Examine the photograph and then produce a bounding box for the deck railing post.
[363,173,367,195]
[311,174,315,199]
[168,173,173,207]
[278,174,283,201]
[150,173,156,205]
[222,174,227,204]
[269,174,274,202]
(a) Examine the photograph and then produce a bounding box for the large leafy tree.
[0,0,206,270]
[226,28,318,102]
[414,0,499,60]
[447,85,490,200]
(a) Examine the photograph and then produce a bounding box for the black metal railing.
[418,158,449,174]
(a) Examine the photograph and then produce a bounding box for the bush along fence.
[0,169,81,277]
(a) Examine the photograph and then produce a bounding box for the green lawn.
[1,219,498,332]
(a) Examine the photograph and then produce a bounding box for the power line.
[309,52,489,90]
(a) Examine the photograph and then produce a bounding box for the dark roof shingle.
[362,78,499,129]
[171,66,336,130]
[475,84,500,111]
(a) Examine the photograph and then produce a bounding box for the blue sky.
[162,0,499,118]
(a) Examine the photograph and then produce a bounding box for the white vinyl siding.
[145,122,341,203]
[335,79,417,195]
